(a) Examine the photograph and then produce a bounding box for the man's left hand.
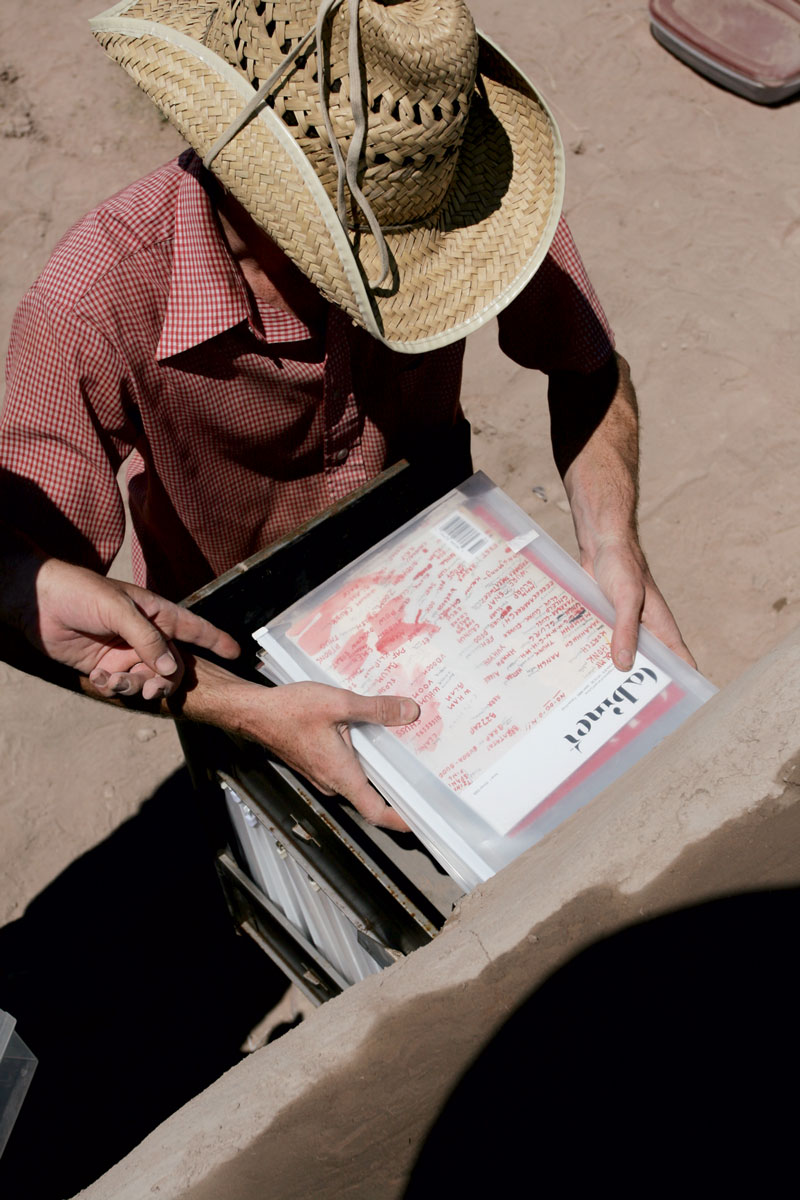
[586,533,696,671]
[550,353,696,672]
[31,559,240,700]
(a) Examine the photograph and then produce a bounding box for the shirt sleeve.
[497,215,616,374]
[1,288,137,572]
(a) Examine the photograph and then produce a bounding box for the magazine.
[255,473,716,889]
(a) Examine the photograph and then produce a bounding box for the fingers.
[590,542,646,670]
[608,578,645,672]
[86,603,183,698]
[347,784,411,832]
[611,584,697,672]
[88,655,178,701]
[118,583,241,662]
[328,744,412,832]
[282,726,411,831]
[107,599,181,681]
[87,586,241,700]
[316,690,418,827]
[150,602,240,661]
[591,540,697,672]
[252,683,419,831]
[607,576,697,672]
[298,694,415,829]
[336,725,411,831]
[641,589,698,670]
[141,676,169,701]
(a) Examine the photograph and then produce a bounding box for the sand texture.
[1,1,798,927]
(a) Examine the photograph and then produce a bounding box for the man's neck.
[215,193,328,333]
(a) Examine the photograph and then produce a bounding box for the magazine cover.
[255,473,716,889]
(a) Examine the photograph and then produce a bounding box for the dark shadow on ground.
[405,887,799,1195]
[0,766,288,1199]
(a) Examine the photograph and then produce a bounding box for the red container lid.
[649,0,800,88]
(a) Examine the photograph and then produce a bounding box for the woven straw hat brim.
[91,2,564,353]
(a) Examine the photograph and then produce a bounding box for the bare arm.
[0,528,418,829]
[549,352,695,670]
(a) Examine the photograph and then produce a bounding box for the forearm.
[549,352,640,565]
[548,353,694,669]
[0,627,245,731]
[166,651,258,734]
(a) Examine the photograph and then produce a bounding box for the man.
[1,0,693,828]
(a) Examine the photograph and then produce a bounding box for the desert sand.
[0,0,798,1191]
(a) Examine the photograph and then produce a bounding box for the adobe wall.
[76,625,800,1199]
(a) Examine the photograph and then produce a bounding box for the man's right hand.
[178,663,420,831]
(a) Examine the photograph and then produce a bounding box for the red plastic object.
[649,0,800,103]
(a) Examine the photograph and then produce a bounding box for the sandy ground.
[4,0,799,918]
[0,0,798,1181]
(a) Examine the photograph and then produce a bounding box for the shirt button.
[331,447,349,464]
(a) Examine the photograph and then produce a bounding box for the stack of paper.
[223,781,384,986]
[255,473,716,891]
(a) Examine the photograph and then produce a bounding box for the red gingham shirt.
[1,151,614,599]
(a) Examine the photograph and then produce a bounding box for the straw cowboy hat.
[91,0,564,352]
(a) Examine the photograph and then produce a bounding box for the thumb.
[104,593,180,678]
[343,693,420,728]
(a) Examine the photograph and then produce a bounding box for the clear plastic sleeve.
[254,473,716,890]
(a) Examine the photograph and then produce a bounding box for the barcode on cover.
[434,512,492,560]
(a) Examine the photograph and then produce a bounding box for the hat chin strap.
[204,0,391,289]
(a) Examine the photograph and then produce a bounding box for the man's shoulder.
[32,153,192,313]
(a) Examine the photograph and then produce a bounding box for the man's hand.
[244,682,420,832]
[4,538,417,828]
[179,663,420,831]
[549,353,696,671]
[31,559,240,700]
[587,533,695,671]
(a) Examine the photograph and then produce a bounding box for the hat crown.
[205,0,479,226]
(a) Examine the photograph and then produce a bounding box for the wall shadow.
[0,767,288,1199]
[405,887,799,1194]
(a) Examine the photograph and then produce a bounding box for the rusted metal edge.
[216,851,348,1005]
[217,769,439,946]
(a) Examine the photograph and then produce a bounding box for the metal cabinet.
[181,457,467,1004]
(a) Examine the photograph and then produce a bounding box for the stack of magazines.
[254,473,716,891]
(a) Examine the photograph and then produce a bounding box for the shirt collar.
[157,153,315,360]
